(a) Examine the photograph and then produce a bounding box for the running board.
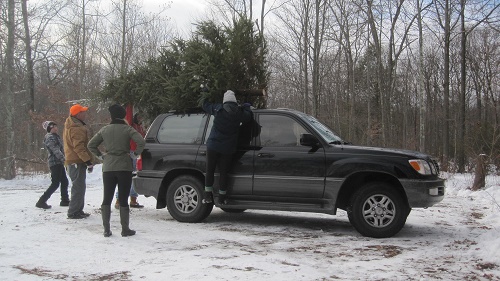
[215,199,336,214]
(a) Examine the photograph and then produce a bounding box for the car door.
[252,113,325,198]
[149,113,205,172]
[197,115,254,196]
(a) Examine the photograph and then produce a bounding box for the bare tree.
[2,0,16,179]
[272,0,312,113]
[99,0,171,78]
[456,0,499,172]
[327,0,365,140]
[21,0,36,154]
[432,0,461,171]
[417,0,425,152]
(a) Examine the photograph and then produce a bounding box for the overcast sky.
[143,0,208,36]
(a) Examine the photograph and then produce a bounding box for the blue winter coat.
[202,100,252,154]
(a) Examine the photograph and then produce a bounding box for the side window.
[157,114,207,144]
[258,114,307,147]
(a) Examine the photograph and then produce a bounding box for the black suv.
[134,108,445,238]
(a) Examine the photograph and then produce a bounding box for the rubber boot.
[202,186,213,204]
[101,205,112,237]
[120,207,136,237]
[218,189,227,205]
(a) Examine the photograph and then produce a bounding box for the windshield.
[297,112,345,144]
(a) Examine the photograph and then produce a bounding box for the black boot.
[60,185,69,206]
[36,196,51,209]
[60,200,70,207]
[101,205,112,237]
[218,190,227,205]
[120,207,136,237]
[202,191,213,204]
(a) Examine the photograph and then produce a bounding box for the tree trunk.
[80,0,87,98]
[303,0,310,114]
[442,0,451,171]
[121,0,127,76]
[21,0,35,155]
[366,0,384,146]
[471,154,487,191]
[417,0,425,152]
[311,0,321,117]
[260,0,266,38]
[3,0,16,179]
[458,0,466,172]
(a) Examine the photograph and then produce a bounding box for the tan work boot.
[114,199,120,210]
[130,196,144,208]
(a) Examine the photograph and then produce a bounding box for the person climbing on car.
[201,90,252,205]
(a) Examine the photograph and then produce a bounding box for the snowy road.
[0,169,499,280]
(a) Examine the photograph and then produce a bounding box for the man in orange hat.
[63,104,94,219]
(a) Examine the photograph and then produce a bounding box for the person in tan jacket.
[63,104,94,219]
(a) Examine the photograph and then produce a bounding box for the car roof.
[165,107,303,116]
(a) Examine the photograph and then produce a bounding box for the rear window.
[157,114,207,144]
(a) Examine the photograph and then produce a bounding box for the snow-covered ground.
[0,165,499,280]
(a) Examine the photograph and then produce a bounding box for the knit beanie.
[108,104,126,120]
[223,90,237,103]
[42,121,56,133]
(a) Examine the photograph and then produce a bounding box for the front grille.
[431,159,440,175]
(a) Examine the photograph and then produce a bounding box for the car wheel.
[220,208,246,213]
[347,182,409,238]
[166,175,213,222]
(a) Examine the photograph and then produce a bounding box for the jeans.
[40,164,69,202]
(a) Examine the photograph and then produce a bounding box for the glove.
[243,102,252,108]
[197,92,211,107]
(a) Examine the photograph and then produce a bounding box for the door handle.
[257,153,274,158]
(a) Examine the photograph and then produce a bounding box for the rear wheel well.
[157,169,205,208]
[336,172,408,211]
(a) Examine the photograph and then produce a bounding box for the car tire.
[166,175,213,222]
[347,182,409,238]
[220,208,246,213]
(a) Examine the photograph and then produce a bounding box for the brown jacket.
[63,116,93,165]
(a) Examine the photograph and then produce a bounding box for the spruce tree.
[96,17,268,119]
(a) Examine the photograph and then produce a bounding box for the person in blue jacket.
[202,90,252,205]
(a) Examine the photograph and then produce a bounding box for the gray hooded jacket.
[44,133,65,167]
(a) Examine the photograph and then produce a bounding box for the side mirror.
[300,133,319,147]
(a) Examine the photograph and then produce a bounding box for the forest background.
[0,0,499,180]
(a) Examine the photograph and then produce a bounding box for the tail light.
[136,155,142,171]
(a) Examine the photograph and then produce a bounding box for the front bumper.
[400,178,445,208]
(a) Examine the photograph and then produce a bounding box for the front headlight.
[409,159,433,175]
